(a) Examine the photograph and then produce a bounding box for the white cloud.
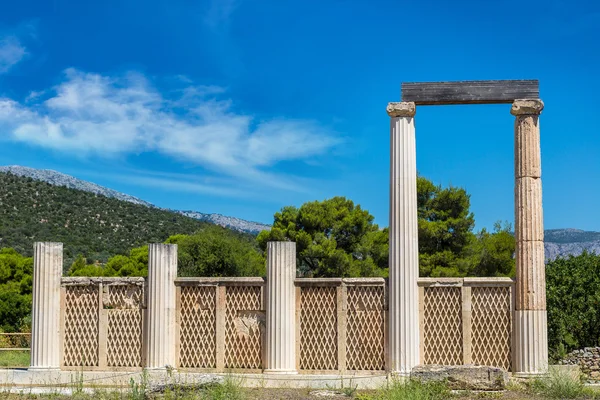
[0,68,341,191]
[0,36,26,74]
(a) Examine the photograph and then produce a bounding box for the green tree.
[546,252,600,360]
[66,226,264,278]
[466,222,515,277]
[0,248,33,331]
[167,226,265,277]
[257,197,388,277]
[258,177,514,279]
[68,247,148,277]
[417,176,476,277]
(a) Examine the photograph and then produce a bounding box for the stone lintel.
[387,102,416,118]
[511,99,544,116]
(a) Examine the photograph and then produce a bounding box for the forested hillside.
[0,172,213,268]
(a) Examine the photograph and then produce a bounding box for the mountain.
[0,166,271,234]
[544,229,600,261]
[0,171,215,268]
[0,165,153,207]
[2,165,597,261]
[176,211,271,236]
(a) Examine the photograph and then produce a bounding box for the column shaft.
[145,243,177,370]
[387,102,419,375]
[265,241,297,373]
[512,99,548,375]
[30,242,63,370]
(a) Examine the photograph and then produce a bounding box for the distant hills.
[0,171,213,267]
[1,165,598,262]
[0,166,271,234]
[544,229,600,260]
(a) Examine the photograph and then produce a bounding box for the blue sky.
[0,0,598,231]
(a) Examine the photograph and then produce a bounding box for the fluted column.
[387,102,419,375]
[30,242,63,370]
[145,243,177,370]
[265,241,297,373]
[512,99,548,376]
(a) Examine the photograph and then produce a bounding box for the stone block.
[411,365,508,390]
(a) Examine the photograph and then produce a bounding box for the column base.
[263,369,298,375]
[513,371,549,379]
[514,310,548,375]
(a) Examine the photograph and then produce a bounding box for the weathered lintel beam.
[401,80,539,105]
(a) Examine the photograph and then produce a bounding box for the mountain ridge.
[0,165,271,234]
[1,165,598,260]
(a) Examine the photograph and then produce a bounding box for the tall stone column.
[265,241,297,374]
[145,243,177,370]
[30,242,63,370]
[387,102,419,375]
[512,99,548,375]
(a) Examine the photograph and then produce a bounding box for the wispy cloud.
[110,174,249,198]
[0,68,341,194]
[0,36,27,74]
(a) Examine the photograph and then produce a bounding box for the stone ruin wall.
[560,347,600,382]
[59,276,515,373]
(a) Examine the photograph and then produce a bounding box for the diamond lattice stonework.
[224,286,263,369]
[472,287,512,371]
[106,284,143,367]
[300,286,338,370]
[63,285,99,367]
[107,310,142,367]
[346,286,385,371]
[179,286,217,368]
[423,287,463,365]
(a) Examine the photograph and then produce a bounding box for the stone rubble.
[559,347,600,382]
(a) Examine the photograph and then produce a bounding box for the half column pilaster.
[30,242,63,370]
[265,241,297,373]
[145,243,177,370]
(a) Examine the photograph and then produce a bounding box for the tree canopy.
[546,252,600,360]
[258,177,514,278]
[417,177,515,277]
[167,226,265,277]
[0,248,33,332]
[257,197,388,277]
[68,225,264,278]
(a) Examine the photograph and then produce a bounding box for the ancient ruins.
[21,80,546,387]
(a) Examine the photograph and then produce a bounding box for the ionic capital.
[511,99,544,116]
[387,102,416,118]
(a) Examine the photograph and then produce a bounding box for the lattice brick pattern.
[107,310,142,366]
[346,286,385,371]
[179,286,217,368]
[300,286,338,370]
[225,286,263,369]
[472,287,512,371]
[106,285,144,367]
[63,285,99,367]
[105,284,144,308]
[423,287,463,365]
